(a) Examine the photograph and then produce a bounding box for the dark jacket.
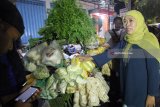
[93,41,160,107]
[0,46,26,97]
[0,0,26,96]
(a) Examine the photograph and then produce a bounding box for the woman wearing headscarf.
[79,10,160,107]
[120,10,160,107]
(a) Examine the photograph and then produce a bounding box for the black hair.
[0,0,24,35]
[113,17,122,23]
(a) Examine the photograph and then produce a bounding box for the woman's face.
[123,15,137,34]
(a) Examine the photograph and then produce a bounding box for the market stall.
[24,0,112,106]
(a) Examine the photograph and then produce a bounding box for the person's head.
[113,17,123,31]
[0,20,21,53]
[123,10,145,35]
[123,10,160,63]
[0,0,24,54]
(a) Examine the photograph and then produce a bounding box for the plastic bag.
[42,40,64,67]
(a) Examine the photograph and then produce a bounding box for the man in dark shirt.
[0,0,40,107]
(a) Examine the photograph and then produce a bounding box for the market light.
[94,13,100,16]
[100,15,105,20]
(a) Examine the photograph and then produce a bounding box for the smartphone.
[15,86,38,102]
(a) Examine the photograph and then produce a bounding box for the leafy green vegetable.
[49,94,73,107]
[39,0,95,45]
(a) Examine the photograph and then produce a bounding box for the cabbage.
[81,70,88,79]
[88,91,100,107]
[98,93,109,103]
[55,67,68,79]
[95,72,110,92]
[73,104,80,107]
[48,79,58,99]
[97,46,106,53]
[85,35,99,49]
[97,80,109,103]
[25,62,37,72]
[64,75,71,83]
[80,95,87,107]
[58,80,67,94]
[67,65,83,80]
[33,65,50,79]
[76,76,87,84]
[68,81,76,87]
[73,91,80,106]
[51,80,58,90]
[94,72,109,102]
[71,57,81,66]
[80,60,95,72]
[87,77,100,106]
[46,75,55,89]
[49,89,58,99]
[69,73,79,80]
[86,47,106,56]
[25,42,47,61]
[97,36,106,45]
[67,65,82,75]
[78,84,87,107]
[40,88,52,99]
[66,85,76,94]
[40,85,58,99]
[102,63,111,76]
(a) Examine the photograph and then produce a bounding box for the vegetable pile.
[24,40,110,106]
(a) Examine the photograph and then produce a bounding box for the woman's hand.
[76,55,93,61]
[102,43,110,48]
[146,95,155,107]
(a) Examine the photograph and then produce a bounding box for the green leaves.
[49,94,73,107]
[136,0,160,21]
[39,0,95,44]
[119,0,160,22]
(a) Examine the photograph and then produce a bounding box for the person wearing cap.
[0,0,40,107]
